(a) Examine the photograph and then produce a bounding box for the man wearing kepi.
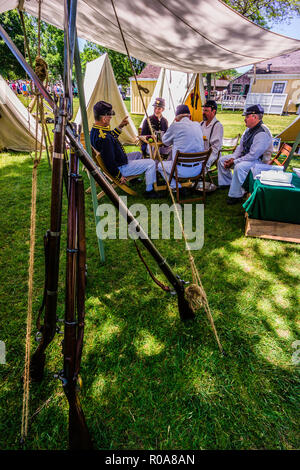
[157,104,204,190]
[90,100,159,198]
[140,97,171,158]
[218,104,273,205]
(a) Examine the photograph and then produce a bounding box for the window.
[272,81,287,94]
[232,84,242,94]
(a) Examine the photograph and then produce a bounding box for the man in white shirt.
[157,104,204,189]
[218,104,273,205]
[200,100,224,170]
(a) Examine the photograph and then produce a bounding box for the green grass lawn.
[0,103,299,450]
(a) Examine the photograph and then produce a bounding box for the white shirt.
[162,117,204,160]
[233,124,273,164]
[200,116,223,163]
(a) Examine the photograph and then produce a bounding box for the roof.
[135,64,161,79]
[250,49,300,74]
[203,78,229,88]
[229,71,251,84]
[1,0,300,73]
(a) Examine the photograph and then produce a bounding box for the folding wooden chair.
[88,147,143,200]
[207,134,240,184]
[168,148,212,204]
[269,143,292,166]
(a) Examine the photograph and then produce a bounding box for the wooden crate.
[245,213,300,243]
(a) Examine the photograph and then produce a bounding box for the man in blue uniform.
[90,100,159,198]
[218,104,273,205]
[140,97,171,158]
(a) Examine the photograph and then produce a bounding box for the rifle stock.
[62,145,92,450]
[30,102,67,381]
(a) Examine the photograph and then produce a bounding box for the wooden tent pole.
[74,35,105,263]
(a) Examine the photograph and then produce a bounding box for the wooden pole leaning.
[74,34,105,263]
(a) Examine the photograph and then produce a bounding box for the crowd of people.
[90,97,273,205]
[7,79,78,99]
[8,79,32,96]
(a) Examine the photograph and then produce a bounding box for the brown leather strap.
[134,241,170,292]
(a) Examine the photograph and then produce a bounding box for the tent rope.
[110,0,223,353]
[19,0,48,445]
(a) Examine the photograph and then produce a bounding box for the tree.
[0,11,65,81]
[80,42,145,87]
[0,11,29,79]
[223,0,300,28]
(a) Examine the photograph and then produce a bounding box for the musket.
[60,141,92,450]
[65,126,195,321]
[30,96,68,381]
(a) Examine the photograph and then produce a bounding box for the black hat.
[243,104,264,115]
[93,100,115,116]
[203,100,217,111]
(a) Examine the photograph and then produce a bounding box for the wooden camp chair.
[88,146,143,200]
[207,134,240,184]
[269,143,292,166]
[79,133,143,199]
[168,148,212,204]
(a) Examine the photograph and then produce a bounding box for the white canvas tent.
[276,115,300,142]
[1,0,299,73]
[74,54,137,144]
[0,75,43,152]
[143,69,203,125]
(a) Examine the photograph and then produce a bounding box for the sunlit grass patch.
[134,330,165,357]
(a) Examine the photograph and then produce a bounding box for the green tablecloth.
[242,172,300,224]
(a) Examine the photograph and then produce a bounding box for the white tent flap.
[0,0,299,73]
[74,53,137,144]
[143,69,197,126]
[0,75,44,152]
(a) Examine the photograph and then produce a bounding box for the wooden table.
[138,136,164,160]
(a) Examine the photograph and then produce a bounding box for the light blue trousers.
[119,152,156,187]
[218,155,260,198]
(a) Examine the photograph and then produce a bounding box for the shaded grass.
[0,110,299,450]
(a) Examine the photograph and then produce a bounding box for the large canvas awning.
[0,0,299,73]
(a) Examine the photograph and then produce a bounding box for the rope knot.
[185,283,206,312]
[35,57,48,83]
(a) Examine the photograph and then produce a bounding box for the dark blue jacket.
[90,125,127,180]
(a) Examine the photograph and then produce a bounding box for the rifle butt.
[177,291,196,321]
[29,350,46,382]
[68,393,93,450]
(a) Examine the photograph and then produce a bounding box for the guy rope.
[19,0,51,445]
[110,0,224,354]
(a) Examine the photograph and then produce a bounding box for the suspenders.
[201,120,219,146]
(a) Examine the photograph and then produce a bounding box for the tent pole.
[74,35,105,263]
[206,73,211,99]
[283,130,300,171]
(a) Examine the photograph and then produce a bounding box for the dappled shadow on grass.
[0,154,299,450]
[78,185,299,450]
